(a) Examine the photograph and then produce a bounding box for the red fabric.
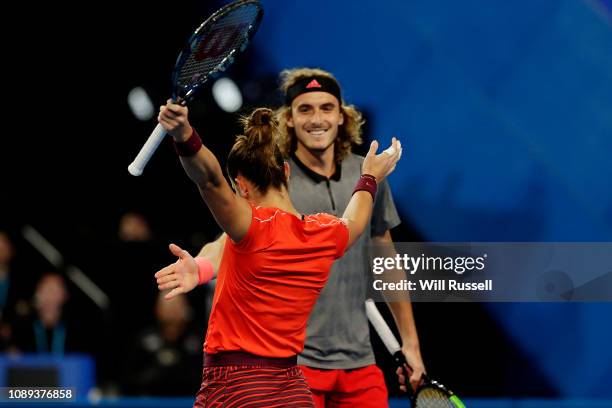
[194,365,315,407]
[204,205,349,357]
[300,365,389,408]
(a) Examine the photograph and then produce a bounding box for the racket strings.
[177,3,260,90]
[415,386,457,408]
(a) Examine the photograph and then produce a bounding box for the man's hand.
[362,137,402,181]
[155,243,199,300]
[158,99,192,141]
[395,343,426,392]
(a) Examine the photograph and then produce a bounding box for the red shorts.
[300,364,388,408]
[194,352,315,407]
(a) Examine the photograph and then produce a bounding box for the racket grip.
[128,123,168,176]
[365,299,402,355]
[393,350,415,396]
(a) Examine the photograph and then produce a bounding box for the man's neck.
[295,146,336,179]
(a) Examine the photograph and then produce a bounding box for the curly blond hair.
[275,68,364,163]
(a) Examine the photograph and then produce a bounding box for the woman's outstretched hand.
[154,243,199,300]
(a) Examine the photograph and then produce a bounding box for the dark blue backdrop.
[250,0,612,397]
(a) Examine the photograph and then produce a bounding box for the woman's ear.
[235,177,249,199]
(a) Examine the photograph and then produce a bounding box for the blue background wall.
[252,0,612,397]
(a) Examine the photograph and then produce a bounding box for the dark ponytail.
[227,108,288,193]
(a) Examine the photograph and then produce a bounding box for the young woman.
[154,103,401,407]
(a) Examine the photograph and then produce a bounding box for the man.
[10,273,76,354]
[123,294,201,396]
[198,68,425,407]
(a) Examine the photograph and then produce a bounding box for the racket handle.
[365,299,402,355]
[128,123,168,176]
[366,300,416,394]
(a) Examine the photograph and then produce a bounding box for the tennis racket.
[365,299,466,408]
[128,0,264,176]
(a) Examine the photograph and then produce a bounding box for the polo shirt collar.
[291,153,342,183]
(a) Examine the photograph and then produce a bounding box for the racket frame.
[127,0,263,176]
[171,0,263,103]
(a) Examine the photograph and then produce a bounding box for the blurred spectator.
[118,212,152,242]
[104,211,166,343]
[0,231,15,349]
[0,231,32,351]
[0,232,16,318]
[84,211,168,392]
[10,272,81,354]
[109,211,163,328]
[123,293,201,396]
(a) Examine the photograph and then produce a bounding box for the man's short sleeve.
[371,179,401,237]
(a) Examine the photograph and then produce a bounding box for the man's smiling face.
[288,91,344,156]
